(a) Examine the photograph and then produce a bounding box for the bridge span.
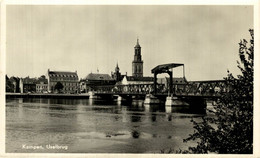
[89,63,228,110]
[87,79,227,112]
[92,80,227,98]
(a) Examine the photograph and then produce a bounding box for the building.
[132,38,143,77]
[121,40,188,91]
[111,62,124,82]
[36,76,48,93]
[80,73,116,92]
[121,76,154,85]
[119,38,154,85]
[20,77,37,93]
[47,69,79,93]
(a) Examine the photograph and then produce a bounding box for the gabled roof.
[84,73,114,81]
[125,76,154,82]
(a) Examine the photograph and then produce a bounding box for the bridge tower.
[132,38,143,77]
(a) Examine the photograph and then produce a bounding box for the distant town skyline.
[6,5,253,80]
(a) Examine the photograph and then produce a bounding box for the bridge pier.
[88,91,97,99]
[88,91,114,100]
[165,95,189,107]
[116,95,133,103]
[164,96,207,113]
[116,95,124,105]
[144,94,162,104]
[117,96,124,102]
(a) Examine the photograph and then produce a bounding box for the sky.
[6,5,253,81]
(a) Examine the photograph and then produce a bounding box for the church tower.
[113,62,121,81]
[132,38,143,77]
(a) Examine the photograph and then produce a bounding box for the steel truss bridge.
[91,80,228,98]
[89,63,229,100]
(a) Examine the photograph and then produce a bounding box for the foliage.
[6,75,14,92]
[181,29,254,154]
[39,75,46,79]
[54,81,64,93]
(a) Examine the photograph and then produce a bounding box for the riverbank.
[6,93,90,99]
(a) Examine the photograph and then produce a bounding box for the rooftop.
[22,77,37,84]
[125,76,154,82]
[152,63,184,74]
[48,70,78,78]
[84,73,114,81]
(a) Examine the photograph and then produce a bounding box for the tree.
[181,29,253,154]
[54,82,64,93]
[39,75,46,79]
[6,75,14,92]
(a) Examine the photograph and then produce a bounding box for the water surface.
[6,98,203,153]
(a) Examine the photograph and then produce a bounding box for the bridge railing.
[92,80,228,97]
[174,80,228,96]
[93,84,156,94]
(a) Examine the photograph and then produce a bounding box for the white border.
[0,0,6,155]
[0,0,259,157]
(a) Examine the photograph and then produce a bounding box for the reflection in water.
[144,104,165,113]
[18,103,24,119]
[6,98,204,153]
[166,106,206,114]
[48,105,66,111]
[18,98,23,104]
[117,100,121,106]
[131,114,142,122]
[151,114,156,122]
[144,104,150,112]
[89,99,93,106]
[131,100,143,106]
[127,104,145,112]
[114,115,121,121]
[166,114,172,121]
[131,129,140,139]
[39,98,49,104]
[166,106,173,113]
[49,99,80,105]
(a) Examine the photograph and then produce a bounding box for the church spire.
[113,61,121,81]
[115,61,120,72]
[135,37,141,48]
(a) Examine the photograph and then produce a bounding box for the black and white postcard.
[1,0,259,158]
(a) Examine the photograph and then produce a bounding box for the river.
[6,98,205,153]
